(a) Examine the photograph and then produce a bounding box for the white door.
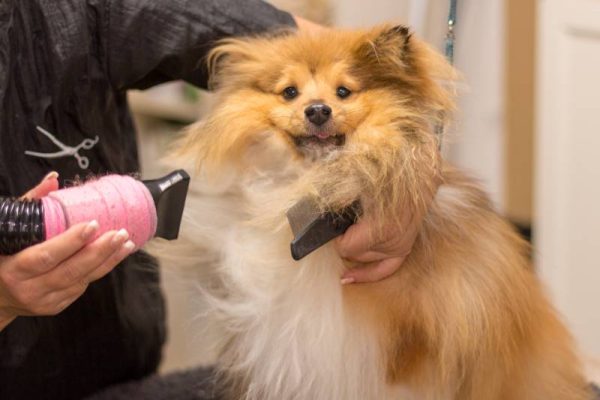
[535,0,600,376]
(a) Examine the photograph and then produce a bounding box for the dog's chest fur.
[173,150,422,400]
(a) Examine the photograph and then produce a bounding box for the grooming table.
[85,367,221,400]
[85,367,600,400]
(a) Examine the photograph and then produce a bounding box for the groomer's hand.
[0,172,134,331]
[336,178,441,284]
[293,15,325,33]
[335,214,422,284]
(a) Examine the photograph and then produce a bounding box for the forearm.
[293,16,324,33]
[0,305,15,331]
[0,314,14,331]
[107,0,298,90]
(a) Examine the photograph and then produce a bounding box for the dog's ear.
[354,25,413,70]
[353,24,455,108]
[206,39,250,90]
[207,30,294,91]
[206,38,267,90]
[372,25,412,57]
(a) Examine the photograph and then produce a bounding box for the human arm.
[293,15,324,33]
[104,0,307,90]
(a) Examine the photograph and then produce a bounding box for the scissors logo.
[25,126,99,170]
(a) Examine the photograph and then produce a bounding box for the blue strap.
[445,0,458,65]
[437,0,458,150]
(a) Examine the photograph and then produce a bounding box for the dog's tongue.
[315,131,330,139]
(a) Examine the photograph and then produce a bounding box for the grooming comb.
[286,197,361,260]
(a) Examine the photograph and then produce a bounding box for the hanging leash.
[445,0,457,65]
[436,0,458,150]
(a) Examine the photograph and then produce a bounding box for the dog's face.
[262,47,405,160]
[177,25,455,233]
[267,58,360,159]
[201,26,453,164]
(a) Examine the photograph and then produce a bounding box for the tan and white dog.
[166,26,589,400]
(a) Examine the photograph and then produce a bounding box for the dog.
[168,25,590,400]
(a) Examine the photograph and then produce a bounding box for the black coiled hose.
[0,197,45,255]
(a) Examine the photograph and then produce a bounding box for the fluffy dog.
[170,25,589,399]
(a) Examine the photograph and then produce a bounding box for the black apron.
[0,1,294,398]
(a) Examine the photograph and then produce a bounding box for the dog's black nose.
[304,103,332,126]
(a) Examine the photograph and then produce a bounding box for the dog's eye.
[282,86,299,100]
[336,86,352,99]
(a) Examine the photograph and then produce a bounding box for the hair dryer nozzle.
[143,170,190,240]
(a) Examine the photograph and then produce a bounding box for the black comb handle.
[288,199,360,261]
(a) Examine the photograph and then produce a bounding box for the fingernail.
[81,220,99,240]
[122,240,136,253]
[43,171,59,181]
[341,277,355,285]
[112,229,129,247]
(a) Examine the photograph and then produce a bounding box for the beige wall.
[505,0,535,224]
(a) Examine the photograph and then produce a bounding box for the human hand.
[335,212,422,284]
[293,15,325,34]
[0,172,134,331]
[335,175,441,284]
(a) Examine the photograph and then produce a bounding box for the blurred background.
[130,0,600,380]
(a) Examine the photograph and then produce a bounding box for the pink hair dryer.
[0,170,190,255]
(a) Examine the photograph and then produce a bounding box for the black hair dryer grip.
[0,198,44,255]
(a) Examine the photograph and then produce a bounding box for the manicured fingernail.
[82,220,99,239]
[341,277,355,285]
[43,171,59,181]
[56,300,70,313]
[122,240,136,253]
[112,229,129,247]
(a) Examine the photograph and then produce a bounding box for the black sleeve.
[105,0,297,90]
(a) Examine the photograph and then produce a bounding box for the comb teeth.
[286,197,361,261]
[286,197,321,236]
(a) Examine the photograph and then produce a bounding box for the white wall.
[445,0,505,209]
[536,0,600,376]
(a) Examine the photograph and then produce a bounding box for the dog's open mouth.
[290,132,346,160]
[292,133,346,148]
